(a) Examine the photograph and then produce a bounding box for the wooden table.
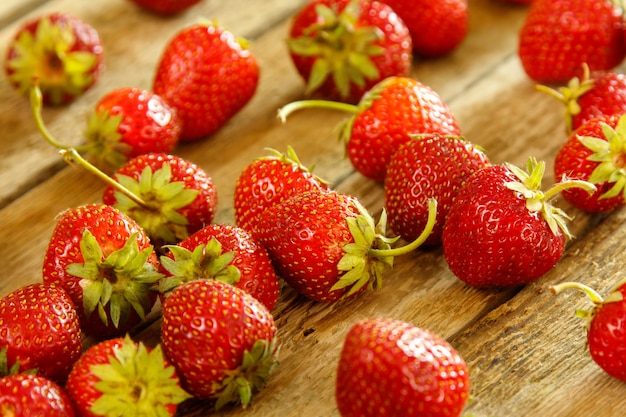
[1,0,625,416]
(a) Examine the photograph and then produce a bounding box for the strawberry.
[554,113,626,213]
[279,76,461,182]
[233,146,330,237]
[65,334,190,416]
[42,204,163,339]
[161,279,279,407]
[287,0,412,103]
[128,0,202,14]
[153,21,259,141]
[82,87,182,169]
[384,134,490,246]
[158,223,280,311]
[442,158,595,287]
[518,0,626,83]
[0,373,75,416]
[256,189,437,302]
[336,317,470,417]
[0,283,82,383]
[5,12,104,105]
[382,0,469,57]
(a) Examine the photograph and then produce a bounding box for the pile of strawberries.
[3,0,626,416]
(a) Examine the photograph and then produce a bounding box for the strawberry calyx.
[0,347,36,377]
[82,109,131,168]
[263,145,331,186]
[550,281,624,325]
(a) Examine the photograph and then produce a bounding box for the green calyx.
[66,231,164,328]
[82,109,131,169]
[213,338,279,410]
[287,0,384,98]
[550,281,624,326]
[158,239,240,295]
[262,145,330,186]
[0,347,37,377]
[89,335,191,416]
[504,157,596,239]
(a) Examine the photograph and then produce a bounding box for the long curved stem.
[277,99,358,123]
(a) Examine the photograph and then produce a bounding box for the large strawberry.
[161,279,279,408]
[0,283,82,383]
[128,0,202,14]
[384,134,490,246]
[287,0,412,103]
[279,76,461,182]
[336,317,470,417]
[159,223,281,311]
[0,373,76,416]
[153,20,259,141]
[518,0,626,83]
[65,334,190,416]
[42,204,163,338]
[442,158,595,287]
[554,113,626,213]
[5,12,104,105]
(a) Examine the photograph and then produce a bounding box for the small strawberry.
[554,113,626,213]
[0,283,82,383]
[65,334,190,416]
[279,76,461,182]
[287,0,412,103]
[42,204,163,339]
[82,87,182,169]
[384,134,490,246]
[551,279,626,382]
[161,279,279,408]
[518,0,626,83]
[233,146,330,237]
[153,20,259,141]
[336,317,470,417]
[442,158,595,287]
[5,12,104,105]
[382,0,469,57]
[256,189,437,302]
[128,0,202,14]
[0,373,76,417]
[158,223,280,311]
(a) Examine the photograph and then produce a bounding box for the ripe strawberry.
[42,204,163,339]
[287,0,412,103]
[442,158,595,287]
[128,0,202,14]
[554,113,626,213]
[382,0,469,57]
[5,12,104,105]
[518,0,626,83]
[336,317,470,417]
[384,134,490,246]
[159,223,280,311]
[82,87,182,169]
[161,279,278,407]
[153,21,259,141]
[65,335,190,416]
[256,190,437,302]
[0,373,75,416]
[279,76,461,182]
[0,283,82,383]
[233,146,330,237]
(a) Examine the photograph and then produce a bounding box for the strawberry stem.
[277,99,358,122]
[550,281,604,304]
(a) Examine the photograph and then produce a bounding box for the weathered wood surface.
[0,0,624,416]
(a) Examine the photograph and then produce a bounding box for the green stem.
[277,99,358,123]
[544,178,597,201]
[550,281,604,304]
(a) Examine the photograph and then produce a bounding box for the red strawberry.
[384,134,490,246]
[336,317,470,417]
[518,0,626,83]
[128,0,202,14]
[42,204,163,338]
[0,373,75,416]
[5,12,104,105]
[382,0,469,57]
[233,146,330,237]
[256,189,437,302]
[554,113,626,213]
[279,76,461,182]
[442,158,595,287]
[287,0,412,103]
[153,21,259,141]
[82,87,182,169]
[65,335,190,416]
[161,279,279,407]
[159,223,280,311]
[0,283,82,383]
